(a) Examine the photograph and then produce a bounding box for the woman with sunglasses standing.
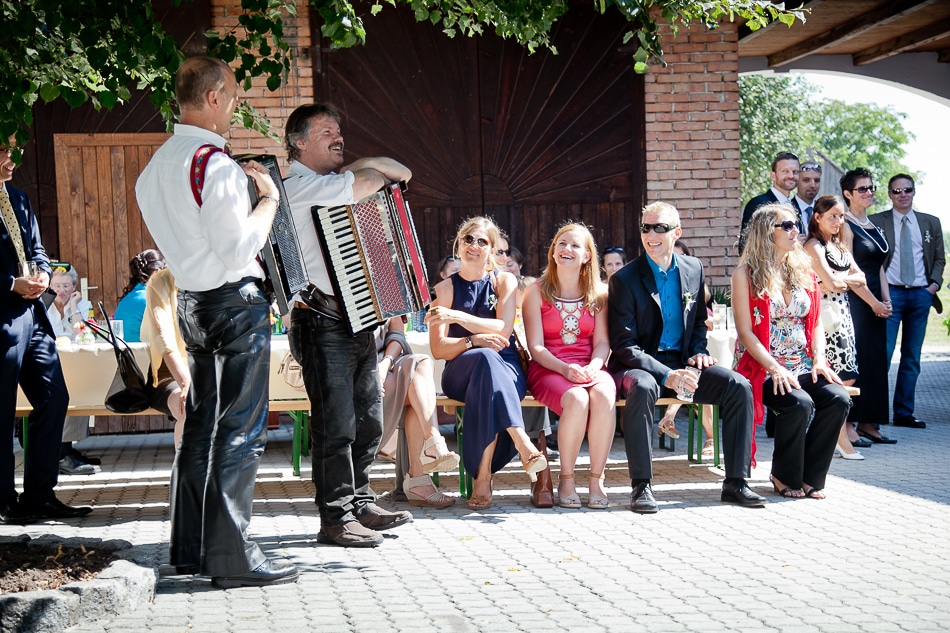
[427,217,547,510]
[840,168,896,445]
[733,204,851,499]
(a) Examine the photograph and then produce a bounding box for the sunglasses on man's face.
[461,234,490,248]
[774,220,799,233]
[640,223,678,234]
[852,185,876,194]
[890,187,914,195]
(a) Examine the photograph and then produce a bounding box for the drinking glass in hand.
[19,261,39,280]
[677,366,702,402]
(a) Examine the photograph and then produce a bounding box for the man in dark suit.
[871,174,945,429]
[608,201,765,513]
[0,140,91,525]
[739,151,802,252]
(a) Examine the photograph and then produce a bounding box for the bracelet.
[260,194,279,204]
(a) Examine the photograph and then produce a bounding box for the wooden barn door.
[314,5,644,279]
[53,132,171,434]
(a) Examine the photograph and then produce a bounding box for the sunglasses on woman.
[461,234,490,248]
[774,220,798,232]
[851,185,876,194]
[639,223,678,234]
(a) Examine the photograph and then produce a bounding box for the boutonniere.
[924,229,933,243]
[683,292,695,312]
[753,307,762,326]
[488,293,498,310]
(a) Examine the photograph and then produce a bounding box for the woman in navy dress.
[840,168,895,444]
[427,217,547,510]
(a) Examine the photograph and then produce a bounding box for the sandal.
[419,436,460,473]
[403,474,456,508]
[658,417,680,439]
[701,439,714,457]
[557,473,581,509]
[587,472,609,509]
[467,479,493,510]
[803,486,826,499]
[520,451,548,483]
[770,475,804,498]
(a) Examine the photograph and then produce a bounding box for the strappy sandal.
[658,417,680,439]
[770,475,804,498]
[520,451,548,483]
[803,486,826,499]
[587,472,609,509]
[403,474,456,508]
[419,436,460,474]
[701,439,714,457]
[557,473,581,509]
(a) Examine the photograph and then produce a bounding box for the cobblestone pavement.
[4,351,950,633]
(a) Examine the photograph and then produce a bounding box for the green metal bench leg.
[712,405,721,469]
[687,404,698,462]
[20,416,28,451]
[302,412,310,457]
[658,406,675,452]
[289,410,309,477]
[455,406,472,499]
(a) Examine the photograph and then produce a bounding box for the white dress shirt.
[885,209,926,287]
[282,161,357,296]
[47,299,92,339]
[135,124,266,292]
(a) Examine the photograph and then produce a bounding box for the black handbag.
[88,302,150,414]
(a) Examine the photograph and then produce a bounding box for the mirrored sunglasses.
[640,223,678,234]
[890,187,914,195]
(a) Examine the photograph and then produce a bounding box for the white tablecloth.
[16,336,304,409]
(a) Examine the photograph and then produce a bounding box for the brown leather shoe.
[355,503,412,531]
[316,521,384,548]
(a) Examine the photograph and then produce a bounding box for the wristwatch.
[465,336,474,350]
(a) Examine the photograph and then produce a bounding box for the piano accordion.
[237,154,309,315]
[312,182,431,336]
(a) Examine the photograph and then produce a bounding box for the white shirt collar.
[172,123,228,149]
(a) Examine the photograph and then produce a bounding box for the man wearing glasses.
[608,202,764,513]
[870,175,945,429]
[739,151,802,252]
[794,162,822,231]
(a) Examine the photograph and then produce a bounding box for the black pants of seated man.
[169,279,272,577]
[614,363,754,482]
[288,308,382,527]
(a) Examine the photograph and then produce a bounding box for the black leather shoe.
[59,454,98,476]
[317,521,384,547]
[67,446,102,466]
[21,498,93,519]
[356,503,412,531]
[851,436,873,448]
[857,429,897,444]
[893,416,926,429]
[211,559,299,588]
[0,500,38,525]
[630,482,658,514]
[721,480,766,507]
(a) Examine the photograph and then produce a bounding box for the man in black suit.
[608,201,765,513]
[739,151,801,252]
[0,140,91,525]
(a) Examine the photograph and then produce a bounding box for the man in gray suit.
[871,174,945,429]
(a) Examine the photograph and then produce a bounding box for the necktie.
[804,206,813,229]
[900,215,915,286]
[0,187,27,268]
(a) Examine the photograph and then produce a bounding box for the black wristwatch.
[465,336,474,349]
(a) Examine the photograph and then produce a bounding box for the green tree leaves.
[739,74,917,205]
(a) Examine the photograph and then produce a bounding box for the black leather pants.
[169,279,271,576]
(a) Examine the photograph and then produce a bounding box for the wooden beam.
[854,19,950,65]
[767,0,940,68]
[738,0,824,45]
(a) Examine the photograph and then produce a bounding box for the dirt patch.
[0,541,119,594]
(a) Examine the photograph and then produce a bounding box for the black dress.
[846,219,889,425]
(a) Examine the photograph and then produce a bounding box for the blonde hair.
[538,223,603,312]
[452,217,501,272]
[739,204,814,297]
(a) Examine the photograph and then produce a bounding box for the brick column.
[212,0,314,164]
[644,21,740,285]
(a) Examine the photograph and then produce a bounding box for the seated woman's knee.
[561,387,590,414]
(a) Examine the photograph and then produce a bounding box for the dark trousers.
[169,279,271,576]
[763,374,851,490]
[288,308,381,526]
[0,302,68,505]
[615,362,754,481]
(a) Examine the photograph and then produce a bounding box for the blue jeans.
[886,286,933,420]
[288,308,382,526]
